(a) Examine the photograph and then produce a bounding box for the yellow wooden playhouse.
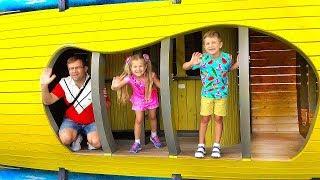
[0,0,320,179]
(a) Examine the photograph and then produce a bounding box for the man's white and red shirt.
[52,75,93,125]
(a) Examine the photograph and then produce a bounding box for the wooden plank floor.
[79,133,305,161]
[251,132,305,160]
[112,137,242,159]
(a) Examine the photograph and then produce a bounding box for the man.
[40,55,110,151]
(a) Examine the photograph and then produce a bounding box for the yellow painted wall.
[0,0,320,179]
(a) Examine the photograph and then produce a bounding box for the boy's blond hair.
[202,30,222,42]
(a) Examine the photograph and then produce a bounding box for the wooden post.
[160,38,181,155]
[297,53,309,137]
[308,65,317,124]
[238,27,251,158]
[91,52,117,153]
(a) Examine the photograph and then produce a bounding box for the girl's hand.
[111,76,119,90]
[40,68,56,85]
[190,52,202,65]
[151,72,160,88]
[151,72,157,80]
[111,76,120,86]
[111,76,127,90]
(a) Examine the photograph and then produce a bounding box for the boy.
[182,31,239,158]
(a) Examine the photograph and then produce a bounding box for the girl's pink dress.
[124,75,159,111]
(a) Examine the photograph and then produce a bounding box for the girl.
[111,53,162,153]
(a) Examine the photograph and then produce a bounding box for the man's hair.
[203,30,222,42]
[67,55,87,66]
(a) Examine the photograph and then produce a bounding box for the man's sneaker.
[71,134,82,152]
[150,136,162,148]
[129,142,142,153]
[211,146,221,158]
[87,143,97,150]
[194,146,206,158]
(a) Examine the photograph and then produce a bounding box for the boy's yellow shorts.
[200,97,227,116]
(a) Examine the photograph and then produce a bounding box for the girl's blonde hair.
[117,53,154,104]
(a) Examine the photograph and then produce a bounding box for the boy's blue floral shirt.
[192,52,232,99]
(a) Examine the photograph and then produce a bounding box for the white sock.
[198,143,205,147]
[151,131,157,138]
[135,139,141,144]
[213,142,220,148]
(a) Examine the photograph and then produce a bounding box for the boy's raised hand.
[230,53,240,71]
[190,52,202,65]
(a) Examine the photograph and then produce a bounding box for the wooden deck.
[79,132,305,161]
[251,132,305,160]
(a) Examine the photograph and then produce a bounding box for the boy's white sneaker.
[71,134,82,152]
[211,146,221,158]
[194,146,206,158]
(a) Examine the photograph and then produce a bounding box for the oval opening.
[45,26,318,160]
